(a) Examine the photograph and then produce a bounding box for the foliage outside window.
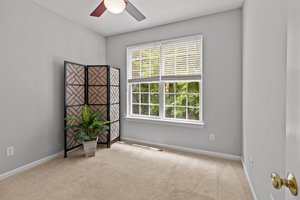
[127,35,203,123]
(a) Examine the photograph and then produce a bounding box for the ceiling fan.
[90,0,146,22]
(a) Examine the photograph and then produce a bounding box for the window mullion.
[148,83,150,116]
[159,43,164,120]
[159,82,164,120]
[186,81,188,120]
[200,80,202,121]
[174,82,176,119]
[128,83,132,116]
[139,84,141,115]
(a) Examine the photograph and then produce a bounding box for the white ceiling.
[32,0,244,36]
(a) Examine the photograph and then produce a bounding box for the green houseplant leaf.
[82,104,91,124]
[64,104,109,142]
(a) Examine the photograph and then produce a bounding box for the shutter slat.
[162,35,202,78]
[127,34,202,83]
[127,45,160,80]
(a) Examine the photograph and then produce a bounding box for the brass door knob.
[271,172,298,196]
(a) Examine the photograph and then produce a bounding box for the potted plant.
[65,104,109,157]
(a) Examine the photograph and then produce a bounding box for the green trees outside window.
[131,81,200,121]
[131,83,159,117]
[165,81,200,120]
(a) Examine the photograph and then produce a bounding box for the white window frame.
[126,34,204,128]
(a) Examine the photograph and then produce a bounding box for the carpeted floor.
[0,141,253,200]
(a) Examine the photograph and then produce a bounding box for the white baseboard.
[0,151,63,181]
[121,137,241,161]
[241,159,258,200]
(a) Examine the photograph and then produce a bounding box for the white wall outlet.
[250,156,253,167]
[209,133,215,141]
[6,146,14,157]
[269,193,274,200]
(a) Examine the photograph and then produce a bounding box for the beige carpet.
[0,141,253,200]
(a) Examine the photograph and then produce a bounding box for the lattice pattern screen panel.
[89,105,107,120]
[88,67,107,85]
[110,86,119,104]
[65,62,86,152]
[110,121,120,141]
[66,85,85,105]
[109,68,120,142]
[88,86,107,104]
[66,63,85,85]
[87,66,109,143]
[66,106,83,149]
[110,68,120,86]
[89,105,108,143]
[110,104,119,123]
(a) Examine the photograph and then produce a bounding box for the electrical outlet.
[270,193,274,200]
[6,146,14,157]
[250,156,253,167]
[209,133,215,141]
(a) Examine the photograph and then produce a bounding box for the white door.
[286,0,300,199]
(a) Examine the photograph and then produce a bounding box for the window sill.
[124,116,205,129]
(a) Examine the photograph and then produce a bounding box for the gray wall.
[0,0,106,174]
[107,9,243,156]
[242,0,287,199]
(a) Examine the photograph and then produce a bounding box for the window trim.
[126,34,204,125]
[124,116,205,129]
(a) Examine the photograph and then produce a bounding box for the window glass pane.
[141,105,149,115]
[132,104,140,115]
[165,94,174,105]
[132,84,140,92]
[150,94,159,104]
[150,83,159,92]
[188,108,199,120]
[176,94,186,106]
[141,93,149,103]
[165,82,174,93]
[188,94,199,107]
[165,106,174,118]
[141,83,149,92]
[132,93,140,103]
[188,82,199,93]
[176,107,186,119]
[150,105,159,116]
[176,82,187,93]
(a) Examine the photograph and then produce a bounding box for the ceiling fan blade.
[124,0,146,21]
[90,1,106,17]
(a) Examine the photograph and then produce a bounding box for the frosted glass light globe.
[104,0,126,14]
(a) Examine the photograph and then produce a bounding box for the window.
[127,35,203,124]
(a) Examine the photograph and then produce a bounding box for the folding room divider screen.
[64,61,120,157]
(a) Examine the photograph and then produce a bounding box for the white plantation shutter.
[127,44,160,83]
[127,34,203,82]
[161,35,202,81]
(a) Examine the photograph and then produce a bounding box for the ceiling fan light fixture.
[104,0,126,14]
